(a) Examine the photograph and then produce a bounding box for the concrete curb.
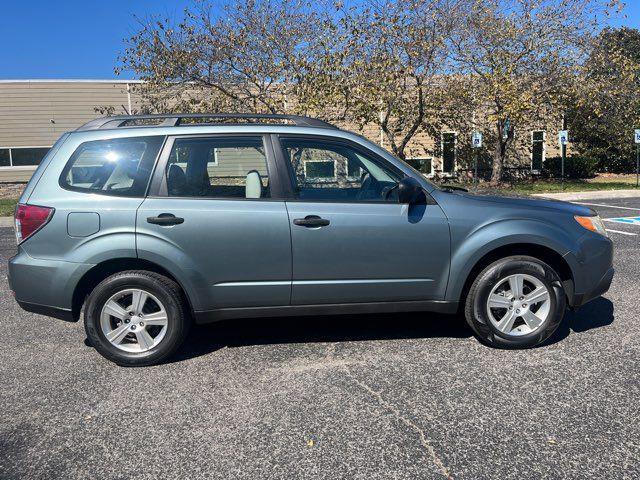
[0,217,13,227]
[531,189,640,201]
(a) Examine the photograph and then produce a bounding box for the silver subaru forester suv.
[9,114,614,366]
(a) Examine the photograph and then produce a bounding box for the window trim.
[211,148,220,166]
[531,130,546,172]
[147,133,286,201]
[345,159,363,181]
[273,133,407,204]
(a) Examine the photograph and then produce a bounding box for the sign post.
[635,129,640,188]
[502,119,511,141]
[559,130,569,191]
[472,132,482,189]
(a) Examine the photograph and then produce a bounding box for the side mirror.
[397,176,426,205]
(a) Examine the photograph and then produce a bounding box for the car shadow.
[541,297,614,346]
[172,297,614,361]
[169,311,471,364]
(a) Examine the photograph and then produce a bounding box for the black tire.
[84,270,190,366]
[464,256,566,349]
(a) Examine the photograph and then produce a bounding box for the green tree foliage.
[118,0,626,181]
[449,0,621,185]
[118,0,323,114]
[568,27,640,173]
[296,0,465,160]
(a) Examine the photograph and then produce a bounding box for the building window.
[406,158,433,176]
[0,149,10,167]
[347,159,362,180]
[304,160,336,181]
[441,133,456,174]
[11,147,50,166]
[0,147,50,167]
[531,131,545,171]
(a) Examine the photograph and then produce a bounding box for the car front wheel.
[464,256,566,348]
[84,271,190,366]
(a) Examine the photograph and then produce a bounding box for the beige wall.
[0,80,140,149]
[0,79,565,182]
[0,168,35,182]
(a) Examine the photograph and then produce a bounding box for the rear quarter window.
[60,136,164,196]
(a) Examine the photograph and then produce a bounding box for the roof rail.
[76,113,336,131]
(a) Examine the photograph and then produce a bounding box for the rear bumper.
[8,249,93,320]
[16,300,74,322]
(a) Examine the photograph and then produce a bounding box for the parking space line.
[603,216,640,225]
[576,202,640,211]
[605,229,637,236]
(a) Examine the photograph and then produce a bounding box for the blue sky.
[1,0,638,80]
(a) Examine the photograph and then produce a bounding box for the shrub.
[543,156,598,179]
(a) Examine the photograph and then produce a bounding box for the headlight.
[575,215,608,237]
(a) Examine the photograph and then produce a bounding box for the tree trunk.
[381,126,406,161]
[490,123,507,186]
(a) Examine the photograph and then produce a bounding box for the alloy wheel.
[100,288,169,353]
[485,274,551,337]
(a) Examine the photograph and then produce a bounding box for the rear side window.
[60,136,164,196]
[164,136,270,199]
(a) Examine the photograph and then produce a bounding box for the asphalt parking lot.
[1,196,639,480]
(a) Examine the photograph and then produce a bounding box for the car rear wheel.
[84,271,190,366]
[464,256,566,348]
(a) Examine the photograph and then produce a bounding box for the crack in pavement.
[323,346,452,479]
[341,367,453,479]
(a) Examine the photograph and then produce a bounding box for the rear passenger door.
[136,135,292,312]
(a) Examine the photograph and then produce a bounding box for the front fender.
[445,218,577,303]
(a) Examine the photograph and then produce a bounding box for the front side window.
[61,136,163,196]
[280,138,402,202]
[165,136,270,198]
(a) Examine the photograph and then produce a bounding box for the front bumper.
[572,267,614,308]
[564,232,614,308]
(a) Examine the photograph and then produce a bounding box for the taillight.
[14,204,54,244]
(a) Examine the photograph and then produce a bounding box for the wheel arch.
[71,258,195,321]
[454,243,575,308]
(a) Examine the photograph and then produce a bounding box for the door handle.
[146,213,184,226]
[293,215,330,228]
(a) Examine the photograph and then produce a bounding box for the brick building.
[0,79,564,185]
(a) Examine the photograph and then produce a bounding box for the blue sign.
[472,132,482,148]
[559,130,569,146]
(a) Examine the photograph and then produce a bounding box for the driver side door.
[277,135,451,305]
